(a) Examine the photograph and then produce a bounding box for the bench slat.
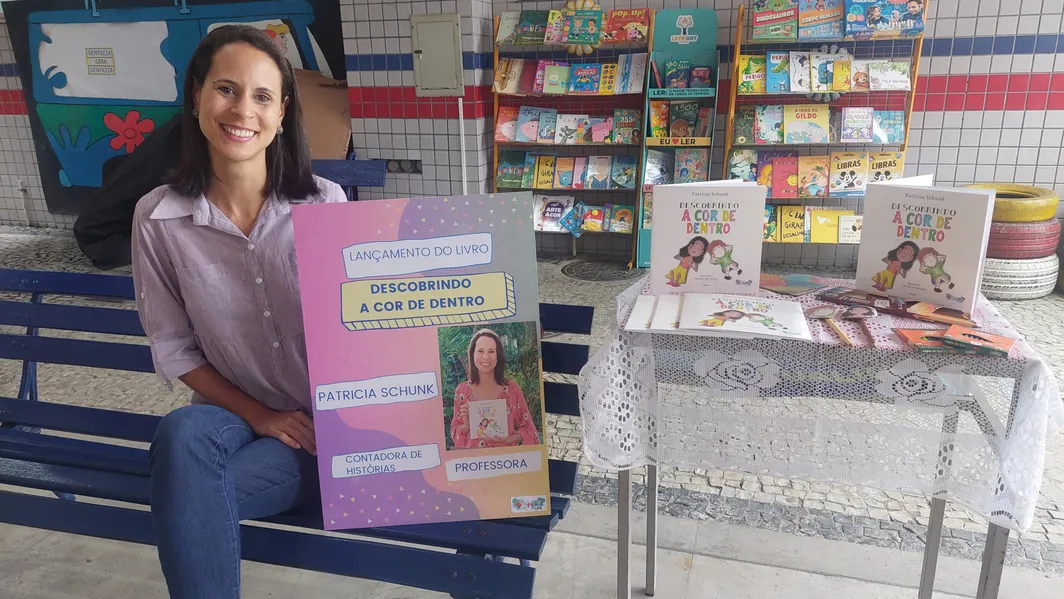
[0,300,145,337]
[548,459,579,496]
[0,456,150,505]
[0,334,155,373]
[544,381,580,417]
[0,490,535,599]
[542,341,590,375]
[0,430,148,476]
[540,303,594,335]
[0,397,160,443]
[0,269,135,299]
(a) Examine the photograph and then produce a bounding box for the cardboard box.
[294,69,351,160]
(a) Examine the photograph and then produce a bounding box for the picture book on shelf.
[833,58,851,91]
[520,153,538,188]
[496,150,526,188]
[612,109,641,144]
[533,195,575,232]
[581,205,608,231]
[752,0,799,40]
[755,105,785,145]
[798,0,844,39]
[591,118,614,143]
[869,61,911,90]
[498,59,525,94]
[664,60,692,88]
[569,64,602,94]
[733,105,756,144]
[543,9,566,44]
[691,67,713,88]
[840,107,874,143]
[543,65,571,94]
[784,105,830,143]
[609,205,635,233]
[586,156,613,189]
[798,155,829,198]
[649,183,766,296]
[670,102,700,137]
[677,294,813,341]
[553,157,576,189]
[829,152,869,198]
[610,156,637,189]
[764,206,779,241]
[578,117,604,143]
[845,0,925,39]
[674,149,709,184]
[771,155,799,198]
[810,53,834,92]
[755,150,785,193]
[872,110,905,144]
[727,149,758,182]
[558,201,586,237]
[562,9,603,45]
[537,109,558,144]
[649,101,670,137]
[599,63,618,94]
[643,150,675,186]
[496,12,521,45]
[808,208,855,243]
[693,107,713,137]
[779,206,806,242]
[789,51,811,92]
[516,10,550,45]
[531,60,550,93]
[855,182,996,314]
[737,55,768,94]
[572,157,588,189]
[517,63,539,93]
[850,59,872,91]
[870,151,906,183]
[766,51,791,93]
[533,155,556,189]
[641,189,654,229]
[493,58,512,92]
[838,215,863,243]
[618,53,648,93]
[554,114,584,144]
[515,107,543,143]
[495,106,519,142]
[603,8,650,43]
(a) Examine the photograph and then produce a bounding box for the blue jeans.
[149,404,318,599]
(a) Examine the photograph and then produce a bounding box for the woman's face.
[473,335,498,375]
[898,245,916,262]
[689,241,707,257]
[194,42,286,168]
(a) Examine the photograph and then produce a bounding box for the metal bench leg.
[646,465,658,596]
[618,469,632,599]
[976,523,1008,599]
[918,497,947,599]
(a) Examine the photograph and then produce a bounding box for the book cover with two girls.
[650,183,767,296]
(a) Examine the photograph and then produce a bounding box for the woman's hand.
[247,408,317,455]
[485,433,523,446]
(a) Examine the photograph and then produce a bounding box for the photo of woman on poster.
[446,327,542,450]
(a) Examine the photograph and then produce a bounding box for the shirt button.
[247,243,255,251]
[255,277,263,284]
[272,341,280,348]
[264,310,271,318]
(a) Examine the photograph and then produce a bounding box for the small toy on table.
[840,305,878,347]
[805,304,853,346]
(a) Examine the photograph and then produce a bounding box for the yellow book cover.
[599,63,618,94]
[780,206,806,243]
[797,155,829,198]
[869,151,906,183]
[828,152,869,198]
[809,208,854,244]
[737,55,767,94]
[783,104,829,143]
[832,59,851,91]
[534,155,556,189]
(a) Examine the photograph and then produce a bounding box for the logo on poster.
[670,15,699,44]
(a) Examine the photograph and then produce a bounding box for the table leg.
[618,469,632,599]
[918,497,947,599]
[646,465,658,596]
[976,523,1009,599]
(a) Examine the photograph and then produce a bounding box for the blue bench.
[312,155,388,201]
[0,268,593,599]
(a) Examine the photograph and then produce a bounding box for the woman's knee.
[149,404,248,468]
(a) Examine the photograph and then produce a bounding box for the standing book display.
[292,193,552,530]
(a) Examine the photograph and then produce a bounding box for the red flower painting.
[104,111,155,153]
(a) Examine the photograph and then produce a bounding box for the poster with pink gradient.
[291,192,550,530]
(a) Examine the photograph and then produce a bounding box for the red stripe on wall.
[348,85,492,120]
[0,90,26,115]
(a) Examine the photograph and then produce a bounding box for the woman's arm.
[450,385,472,448]
[507,383,541,446]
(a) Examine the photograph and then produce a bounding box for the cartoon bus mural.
[5,0,342,213]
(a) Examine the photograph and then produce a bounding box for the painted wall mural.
[4,0,344,214]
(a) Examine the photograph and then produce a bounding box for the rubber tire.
[982,254,1059,300]
[966,184,1059,223]
[986,219,1062,259]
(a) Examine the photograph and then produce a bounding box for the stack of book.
[731,104,905,146]
[493,54,648,96]
[496,8,650,46]
[496,152,638,191]
[624,293,813,342]
[737,52,911,95]
[728,150,906,198]
[495,107,642,145]
[750,0,925,42]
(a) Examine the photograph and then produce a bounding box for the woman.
[131,26,344,598]
[450,329,541,449]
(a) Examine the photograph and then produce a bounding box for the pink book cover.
[572,157,588,189]
[591,117,614,143]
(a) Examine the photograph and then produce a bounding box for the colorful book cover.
[558,201,586,237]
[754,105,785,145]
[495,106,519,142]
[840,107,874,143]
[496,150,526,188]
[641,188,654,229]
[533,194,575,231]
[493,57,512,93]
[467,399,508,439]
[650,184,766,295]
[496,11,522,45]
[737,55,768,94]
[553,157,576,189]
[610,156,637,189]
[838,215,863,243]
[534,155,556,189]
[624,53,649,93]
[869,151,905,183]
[833,58,851,91]
[766,52,791,93]
[544,9,566,44]
[789,51,812,92]
[693,107,713,137]
[591,117,614,143]
[691,66,713,88]
[572,157,588,189]
[799,0,845,39]
[829,152,869,197]
[531,111,555,146]
[798,155,829,198]
[290,192,551,530]
[664,60,692,88]
[643,150,675,186]
[543,65,571,94]
[733,105,756,144]
[516,63,538,94]
[674,149,709,183]
[784,105,830,143]
[578,117,604,143]
[520,153,539,188]
[941,325,1018,358]
[649,101,670,138]
[612,109,641,144]
[894,329,972,354]
[603,8,650,43]
[610,205,636,233]
[850,59,872,91]
[846,0,925,39]
[770,155,799,198]
[499,59,525,94]
[516,10,550,45]
[872,110,905,144]
[856,183,995,314]
[599,63,618,94]
[554,114,585,145]
[562,9,603,44]
[670,101,700,137]
[581,205,608,231]
[779,206,806,243]
[532,60,550,94]
[869,61,911,90]
[568,64,603,94]
[676,294,812,341]
[809,208,855,243]
[727,149,758,182]
[586,156,613,190]
[810,53,834,92]
[760,273,829,295]
[764,206,779,241]
[515,107,543,143]
[752,0,799,40]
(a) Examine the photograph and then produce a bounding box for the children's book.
[693,107,713,137]
[650,183,767,295]
[603,8,650,43]
[493,58,512,92]
[533,155,556,189]
[810,53,834,92]
[641,188,654,229]
[833,58,851,91]
[856,181,995,314]
[586,156,613,190]
[766,52,791,93]
[670,102,700,137]
[799,0,844,39]
[754,105,785,145]
[941,325,1018,358]
[533,194,575,231]
[543,65,571,94]
[554,114,585,144]
[727,149,758,182]
[578,117,604,143]
[756,150,789,192]
[760,273,829,296]
[599,63,618,94]
[845,0,925,39]
[737,55,768,94]
[612,109,641,144]
[581,205,608,231]
[764,206,779,241]
[869,151,905,183]
[553,157,576,189]
[618,53,649,93]
[562,9,603,44]
[496,12,522,45]
[520,153,539,188]
[779,206,806,242]
[610,156,637,189]
[789,51,811,92]
[572,157,588,189]
[498,59,525,94]
[809,208,855,243]
[840,107,874,143]
[532,60,550,94]
[771,156,799,198]
[495,106,519,142]
[850,59,872,91]
[558,201,586,237]
[733,105,756,144]
[609,205,636,233]
[515,107,543,143]
[869,61,911,90]
[784,104,830,143]
[496,150,526,188]
[674,149,709,184]
[516,10,550,45]
[664,60,692,88]
[649,101,670,137]
[517,61,540,94]
[536,109,558,144]
[643,150,674,186]
[544,9,566,44]
[677,294,813,341]
[829,151,869,197]
[591,117,614,143]
[691,67,713,88]
[838,215,863,243]
[872,110,905,144]
[752,0,799,40]
[569,64,602,94]
[797,155,829,198]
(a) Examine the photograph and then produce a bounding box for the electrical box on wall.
[410,13,463,97]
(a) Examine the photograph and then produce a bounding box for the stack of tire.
[968,184,1060,301]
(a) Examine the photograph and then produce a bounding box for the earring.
[191,108,199,117]
[278,125,284,135]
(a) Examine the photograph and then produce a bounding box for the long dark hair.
[467,329,507,386]
[168,25,318,200]
[887,241,920,272]
[678,236,710,265]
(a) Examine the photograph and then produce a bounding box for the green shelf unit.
[633,8,720,270]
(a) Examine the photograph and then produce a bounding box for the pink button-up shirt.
[130,177,345,414]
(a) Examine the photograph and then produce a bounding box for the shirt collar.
[149,188,289,225]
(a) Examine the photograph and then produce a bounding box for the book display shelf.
[723,1,927,249]
[491,8,655,258]
[632,8,721,269]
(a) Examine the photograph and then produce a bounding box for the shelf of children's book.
[763,241,856,245]
[496,91,646,99]
[766,195,866,200]
[736,90,907,97]
[498,186,637,193]
[497,141,639,148]
[645,137,712,147]
[538,229,633,235]
[730,142,903,148]
[646,88,717,99]
[496,41,649,53]
[739,35,923,46]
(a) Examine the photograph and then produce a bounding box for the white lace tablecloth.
[578,276,1064,532]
